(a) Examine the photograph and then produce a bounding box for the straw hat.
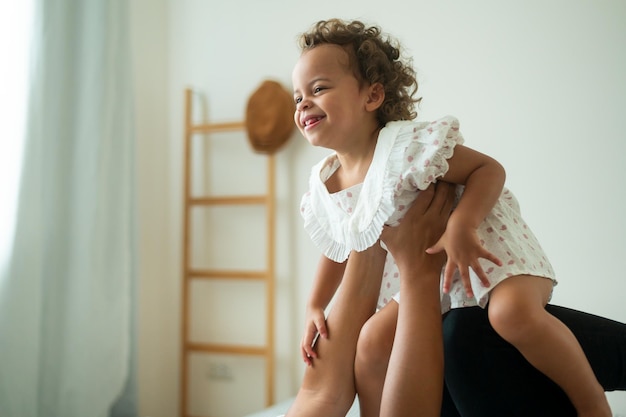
[245,80,295,154]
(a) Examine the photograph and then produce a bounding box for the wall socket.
[207,363,233,381]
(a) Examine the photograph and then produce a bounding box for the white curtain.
[0,1,136,416]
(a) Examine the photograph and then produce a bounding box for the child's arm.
[427,144,505,297]
[301,255,346,365]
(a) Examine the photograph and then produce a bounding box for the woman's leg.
[440,383,462,417]
[285,245,387,417]
[444,305,575,417]
[444,303,626,417]
[354,301,398,417]
[354,274,444,417]
[546,304,626,392]
[488,275,611,417]
[354,303,467,417]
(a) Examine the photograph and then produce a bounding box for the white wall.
[133,0,626,415]
[130,1,180,417]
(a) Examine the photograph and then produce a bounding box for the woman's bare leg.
[355,301,398,417]
[488,275,612,417]
[355,272,445,417]
[285,244,387,417]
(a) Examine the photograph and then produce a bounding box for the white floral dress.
[300,116,556,312]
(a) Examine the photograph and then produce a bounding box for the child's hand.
[427,223,502,298]
[300,306,328,366]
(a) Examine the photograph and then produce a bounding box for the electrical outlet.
[207,363,233,381]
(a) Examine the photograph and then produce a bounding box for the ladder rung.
[189,196,267,205]
[188,269,268,280]
[187,342,268,356]
[189,121,245,133]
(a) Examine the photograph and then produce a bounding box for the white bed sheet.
[244,396,360,417]
[243,393,626,416]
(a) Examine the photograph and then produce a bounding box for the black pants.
[441,305,626,417]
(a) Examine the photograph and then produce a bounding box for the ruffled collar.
[302,121,408,262]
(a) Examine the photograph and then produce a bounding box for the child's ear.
[365,82,385,111]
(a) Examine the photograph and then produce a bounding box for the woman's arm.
[379,182,456,417]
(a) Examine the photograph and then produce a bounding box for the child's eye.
[313,86,324,93]
[294,96,302,104]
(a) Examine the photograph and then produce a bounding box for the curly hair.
[298,19,420,125]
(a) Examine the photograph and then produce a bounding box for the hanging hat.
[245,80,295,154]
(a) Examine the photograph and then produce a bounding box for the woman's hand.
[381,182,455,273]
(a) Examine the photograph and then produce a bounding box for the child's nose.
[297,97,311,111]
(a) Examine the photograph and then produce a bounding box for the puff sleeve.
[397,116,464,191]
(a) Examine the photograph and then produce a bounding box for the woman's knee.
[354,304,396,378]
[356,323,387,365]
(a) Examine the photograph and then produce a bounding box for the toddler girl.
[292,18,611,417]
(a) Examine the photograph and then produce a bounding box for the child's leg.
[285,245,386,417]
[546,304,626,391]
[488,275,611,417]
[354,301,398,417]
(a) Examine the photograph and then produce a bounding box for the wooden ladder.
[180,88,275,417]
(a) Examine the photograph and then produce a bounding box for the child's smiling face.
[292,44,376,151]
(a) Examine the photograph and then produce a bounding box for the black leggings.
[440,304,626,417]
